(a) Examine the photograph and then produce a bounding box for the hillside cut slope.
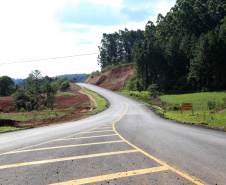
[85,64,135,90]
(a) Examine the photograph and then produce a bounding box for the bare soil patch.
[0,83,91,129]
[85,64,135,91]
[0,96,15,112]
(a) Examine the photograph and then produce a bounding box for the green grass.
[18,123,34,126]
[119,90,151,103]
[120,90,226,130]
[160,92,226,111]
[0,111,66,133]
[0,126,21,132]
[58,107,76,111]
[56,92,76,97]
[0,88,107,133]
[0,111,66,122]
[165,111,226,128]
[80,88,107,114]
[159,92,226,129]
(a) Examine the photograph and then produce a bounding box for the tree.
[25,70,42,110]
[97,0,226,93]
[11,88,31,112]
[0,76,15,96]
[97,29,145,69]
[42,83,56,110]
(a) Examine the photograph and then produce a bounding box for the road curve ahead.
[0,83,225,185]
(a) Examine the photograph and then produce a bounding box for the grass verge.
[119,90,226,130]
[0,111,66,122]
[80,87,107,114]
[0,87,108,133]
[56,92,77,97]
[0,126,20,133]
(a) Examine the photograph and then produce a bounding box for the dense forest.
[98,0,226,93]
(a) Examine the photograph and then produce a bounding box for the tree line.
[0,70,75,112]
[98,28,145,69]
[98,0,226,93]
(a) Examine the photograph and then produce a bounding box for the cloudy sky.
[0,0,175,79]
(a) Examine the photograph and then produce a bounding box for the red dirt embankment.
[85,64,136,91]
[0,97,15,112]
[0,83,91,128]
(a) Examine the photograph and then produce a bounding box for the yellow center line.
[5,140,124,154]
[0,149,138,170]
[58,134,117,141]
[50,166,169,185]
[111,94,205,185]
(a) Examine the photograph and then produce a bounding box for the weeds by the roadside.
[165,111,226,128]
[56,92,77,97]
[119,90,152,103]
[0,111,66,122]
[160,92,226,111]
[0,126,20,132]
[80,88,107,114]
[120,90,226,130]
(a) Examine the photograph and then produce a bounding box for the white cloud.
[0,0,175,79]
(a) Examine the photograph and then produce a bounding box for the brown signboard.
[181,103,193,111]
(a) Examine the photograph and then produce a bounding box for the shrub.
[0,107,2,112]
[168,104,180,111]
[20,107,26,112]
[26,102,32,112]
[207,100,217,110]
[3,106,12,113]
[147,84,160,98]
[60,81,70,91]
[223,97,226,106]
[125,78,143,91]
[11,89,30,111]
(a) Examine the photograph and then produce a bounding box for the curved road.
[0,83,225,184]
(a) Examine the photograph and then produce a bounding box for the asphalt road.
[0,83,225,185]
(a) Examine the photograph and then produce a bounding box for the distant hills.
[56,73,87,82]
[12,73,88,86]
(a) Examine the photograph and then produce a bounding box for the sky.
[0,0,175,79]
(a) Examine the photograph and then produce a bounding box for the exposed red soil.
[0,83,91,129]
[85,64,136,91]
[0,96,15,112]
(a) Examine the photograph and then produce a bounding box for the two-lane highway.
[0,83,225,184]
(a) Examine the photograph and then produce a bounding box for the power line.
[0,53,98,66]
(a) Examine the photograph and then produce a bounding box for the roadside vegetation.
[159,92,226,129]
[94,0,226,131]
[0,70,107,133]
[119,89,226,130]
[0,111,66,122]
[80,88,107,114]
